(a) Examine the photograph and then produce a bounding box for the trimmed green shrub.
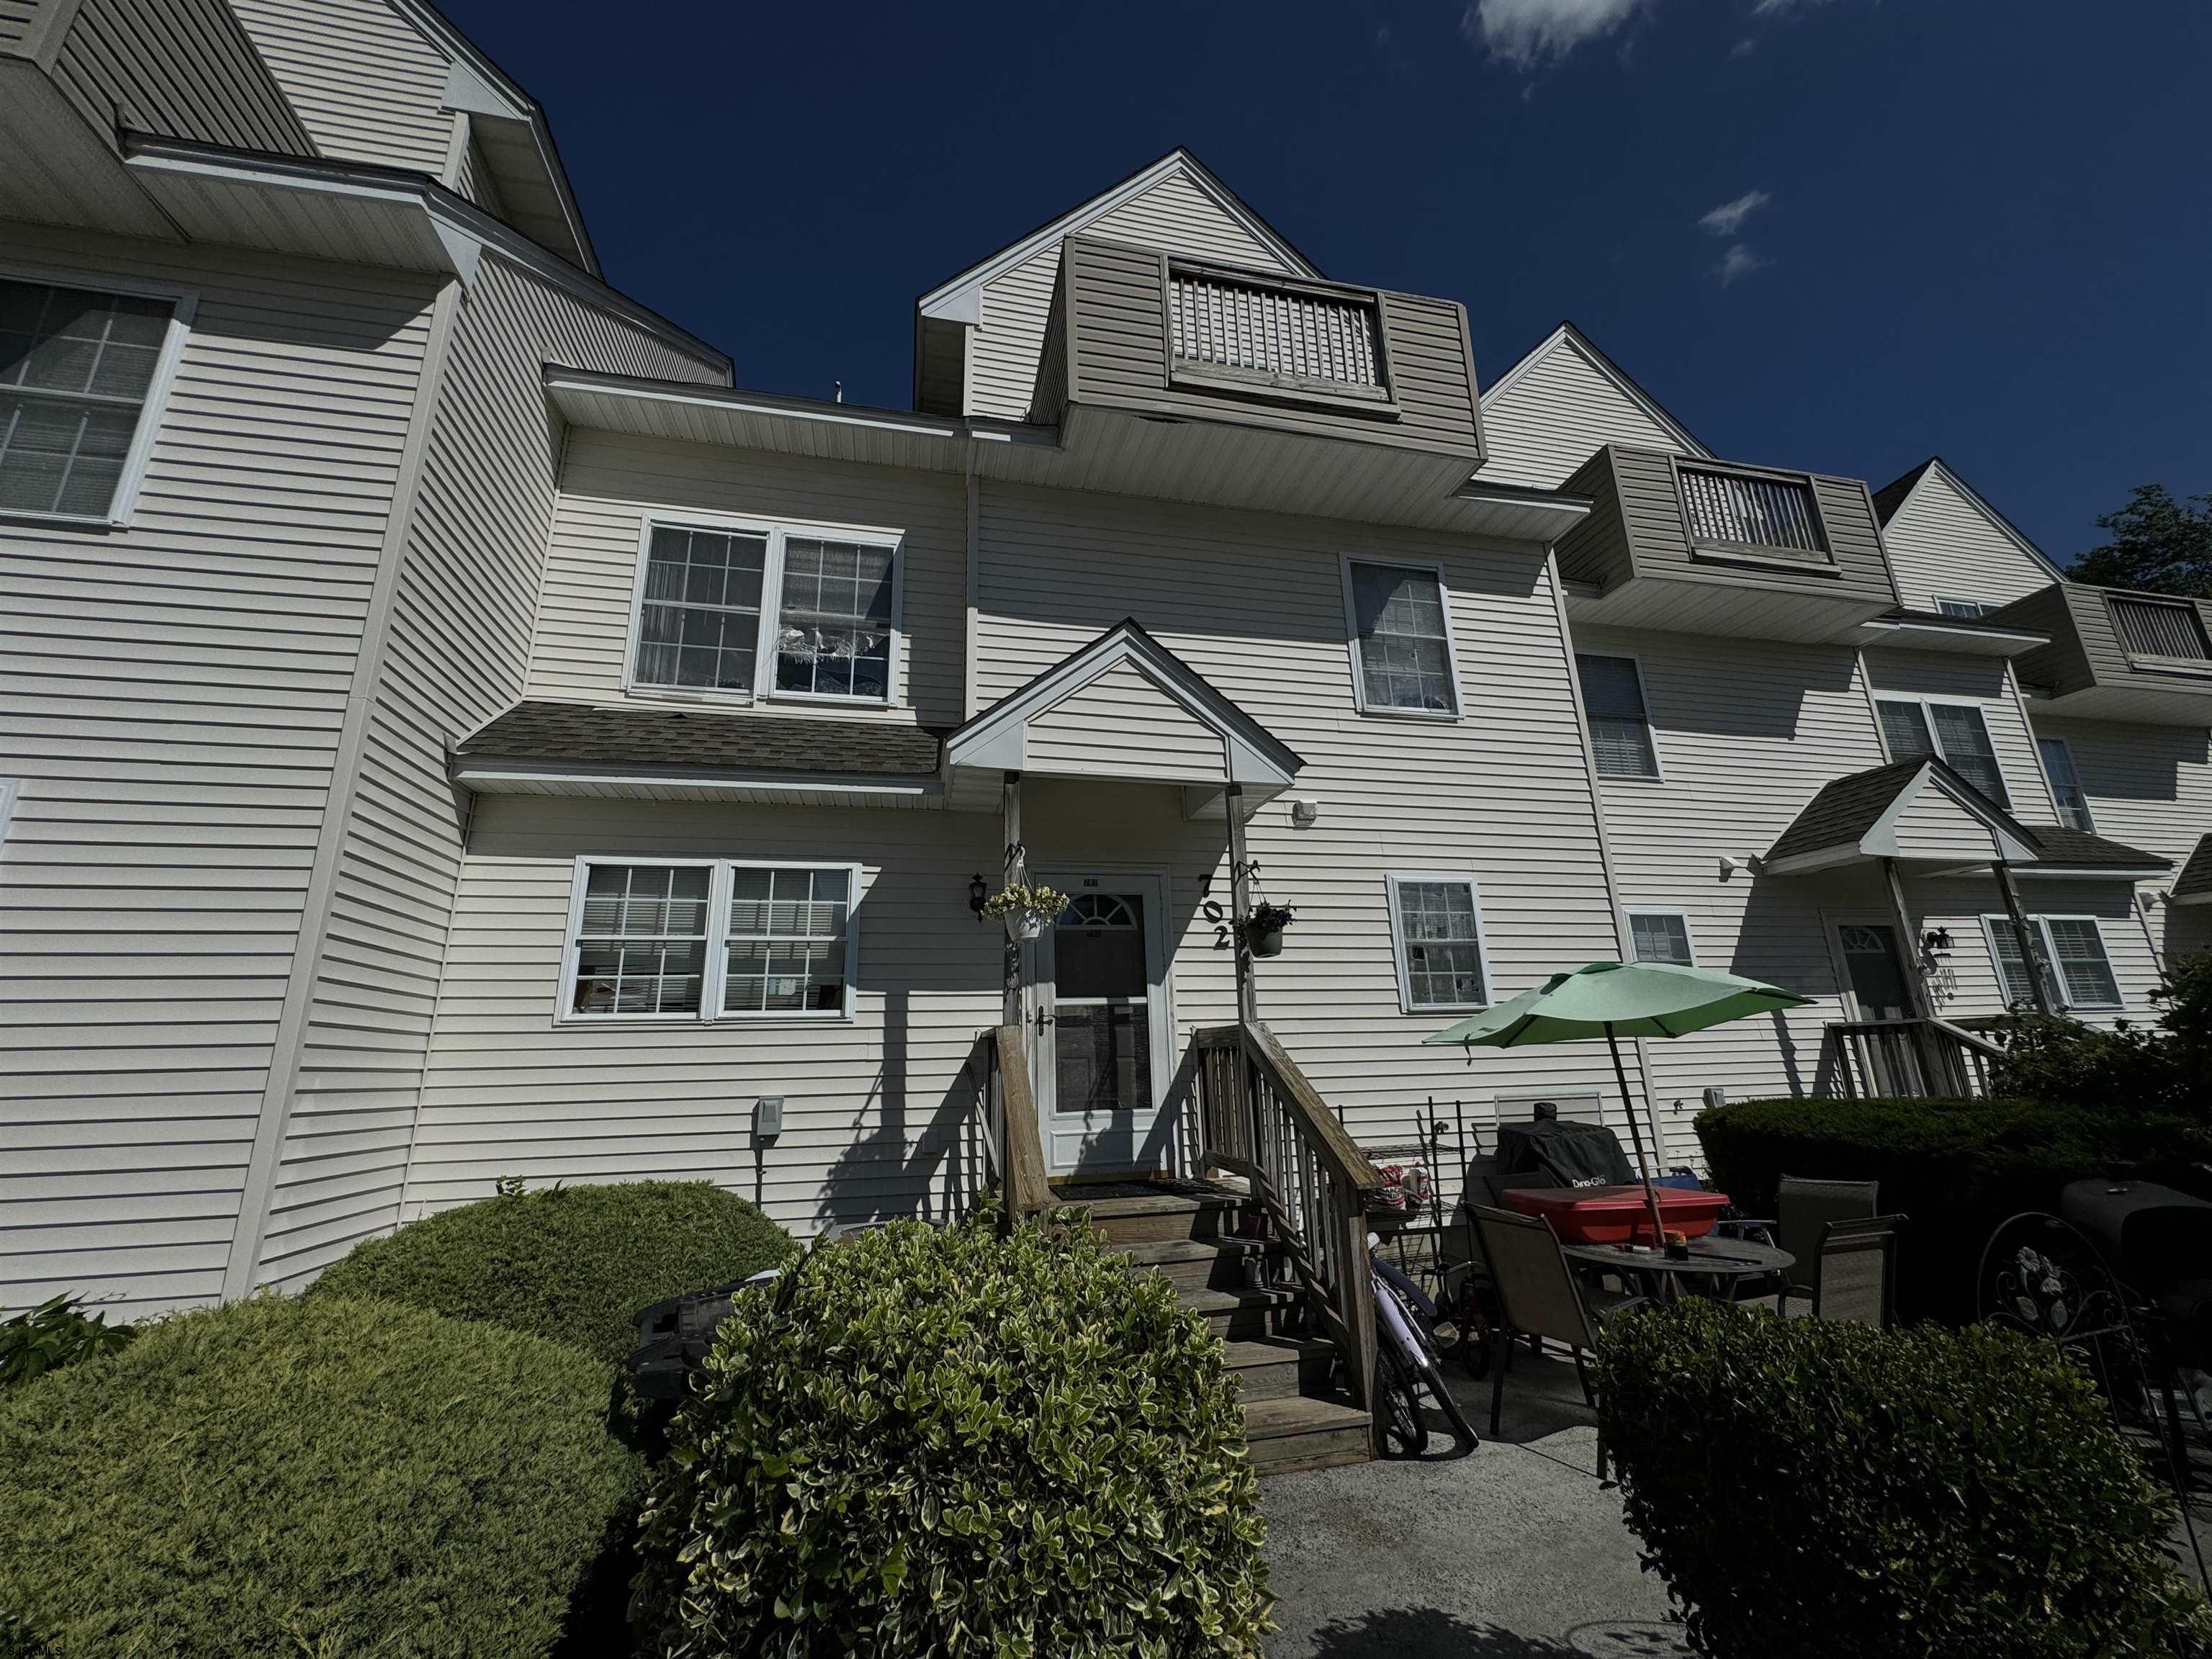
[1990,949,2212,1130]
[0,1295,132,1390]
[312,1178,793,1365]
[1693,1094,2192,1322]
[632,1210,1271,1658]
[1596,1300,2212,1658]
[0,1294,643,1658]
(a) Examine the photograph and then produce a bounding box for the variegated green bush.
[631,1210,1270,1658]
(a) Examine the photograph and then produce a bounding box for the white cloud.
[1461,0,1658,69]
[1728,35,1757,57]
[1752,0,1833,12]
[1699,188,1772,238]
[1714,243,1770,286]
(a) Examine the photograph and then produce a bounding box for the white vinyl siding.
[0,274,192,525]
[1388,873,1491,1012]
[1577,653,1660,778]
[2036,737,2095,832]
[1982,914,2121,1011]
[624,516,902,707]
[1877,696,2009,807]
[559,858,856,1022]
[1475,333,1696,490]
[1344,558,1460,716]
[1626,909,1694,966]
[1877,466,2057,616]
[227,0,459,175]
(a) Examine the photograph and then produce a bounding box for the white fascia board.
[918,150,1319,321]
[2011,865,2169,881]
[1479,323,1711,459]
[453,757,940,801]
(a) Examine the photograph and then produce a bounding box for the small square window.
[1627,911,1694,966]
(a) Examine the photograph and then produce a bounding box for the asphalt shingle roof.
[453,701,943,776]
[2017,824,2171,871]
[1764,757,1933,866]
[1871,459,1937,524]
[2170,833,2212,899]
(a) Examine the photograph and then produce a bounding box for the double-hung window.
[1626,909,1695,966]
[1982,914,2121,1011]
[1936,598,1991,619]
[1577,654,1660,779]
[2036,737,2095,832]
[563,858,858,1020]
[1876,697,2009,808]
[1387,873,1490,1012]
[629,517,901,705]
[1344,559,1460,716]
[1,274,192,523]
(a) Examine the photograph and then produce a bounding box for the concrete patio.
[1262,1344,1694,1658]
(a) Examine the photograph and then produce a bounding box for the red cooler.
[1501,1184,1730,1245]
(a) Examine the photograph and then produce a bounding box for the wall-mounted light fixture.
[1921,927,1953,954]
[968,873,989,922]
[1288,798,1320,829]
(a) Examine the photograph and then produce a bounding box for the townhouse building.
[3,0,2206,1342]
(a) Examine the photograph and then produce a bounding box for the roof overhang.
[1851,611,2052,657]
[1763,760,2042,876]
[945,620,1303,817]
[451,755,942,808]
[1451,480,1593,542]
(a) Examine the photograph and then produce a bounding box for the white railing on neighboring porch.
[1169,272,1383,392]
[1815,1018,2003,1100]
[1678,465,1826,554]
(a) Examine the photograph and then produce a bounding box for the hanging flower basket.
[982,881,1070,943]
[1241,903,1295,959]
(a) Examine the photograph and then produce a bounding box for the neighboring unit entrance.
[1831,919,1913,1022]
[1035,873,1174,1177]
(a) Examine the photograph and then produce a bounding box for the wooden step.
[1110,1234,1279,1291]
[1055,1191,1243,1244]
[1175,1284,1301,1340]
[1242,1393,1374,1475]
[1221,1336,1335,1403]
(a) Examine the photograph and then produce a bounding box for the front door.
[1035,873,1174,1177]
[1833,920,1914,1022]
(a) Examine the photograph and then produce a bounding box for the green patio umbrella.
[1424,961,1813,1244]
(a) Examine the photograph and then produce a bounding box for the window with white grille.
[629,518,901,705]
[1344,560,1459,716]
[2037,737,2095,833]
[1627,910,1695,966]
[1982,914,2120,1011]
[1169,269,1385,394]
[1388,874,1490,1012]
[1676,465,1827,555]
[1877,697,2010,808]
[1936,598,1991,619]
[2108,596,2212,661]
[1577,654,1660,778]
[563,858,859,1020]
[1,276,190,523]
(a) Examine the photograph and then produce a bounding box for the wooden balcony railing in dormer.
[1676,463,1829,559]
[1167,265,1388,403]
[2108,595,2212,664]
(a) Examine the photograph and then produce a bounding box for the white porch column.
[1224,782,1257,1025]
[1001,770,1025,1028]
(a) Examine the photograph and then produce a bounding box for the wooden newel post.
[1001,771,1025,1031]
[1223,783,1262,1166]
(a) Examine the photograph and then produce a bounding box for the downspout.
[1994,860,2056,1016]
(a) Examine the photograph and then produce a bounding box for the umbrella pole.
[1605,1022,1671,1247]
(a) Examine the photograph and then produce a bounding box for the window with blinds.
[2108,596,2212,661]
[1984,914,2119,1011]
[1,277,182,521]
[1577,654,1660,778]
[1676,465,1827,555]
[1877,698,2009,808]
[2036,737,2095,832]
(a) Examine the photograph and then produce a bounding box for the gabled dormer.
[1871,457,2068,620]
[1474,321,1709,490]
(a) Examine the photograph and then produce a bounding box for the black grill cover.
[2059,1179,2212,1290]
[1496,1106,1635,1188]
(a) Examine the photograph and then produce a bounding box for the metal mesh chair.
[1809,1214,1905,1327]
[1467,1203,1645,1465]
[1776,1175,1878,1315]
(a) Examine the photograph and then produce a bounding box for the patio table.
[1560,1236,1793,1303]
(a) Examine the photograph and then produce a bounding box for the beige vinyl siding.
[0,221,441,1316]
[1887,788,2006,861]
[1862,649,2056,819]
[41,0,313,153]
[2030,713,2212,958]
[228,0,456,175]
[971,479,1643,1152]
[1912,877,2157,1030]
[451,125,505,217]
[1477,336,1689,490]
[1879,468,2054,615]
[968,171,1299,421]
[525,432,968,727]
[1025,660,1228,783]
[1569,626,1889,1152]
[0,0,40,48]
[248,253,728,1290]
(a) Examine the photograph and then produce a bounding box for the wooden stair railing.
[974,1025,1052,1229]
[1815,1017,2003,1100]
[1190,1022,1382,1412]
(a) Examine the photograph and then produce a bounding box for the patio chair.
[1467,1203,1647,1470]
[1807,1214,1906,1327]
[1776,1175,1879,1315]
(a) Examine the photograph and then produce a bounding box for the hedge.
[631,1210,1271,1657]
[1596,1300,2212,1658]
[0,1295,644,1658]
[1693,1094,2177,1323]
[312,1179,793,1366]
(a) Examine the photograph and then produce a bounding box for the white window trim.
[556,855,862,1025]
[1577,649,1665,783]
[1874,693,2012,802]
[2036,734,2096,833]
[1624,906,1697,966]
[1385,870,1492,1014]
[621,511,907,710]
[0,261,198,530]
[1934,598,1990,619]
[1339,554,1465,722]
[1978,912,2121,1012]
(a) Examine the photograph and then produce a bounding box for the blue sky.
[444,0,2209,563]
